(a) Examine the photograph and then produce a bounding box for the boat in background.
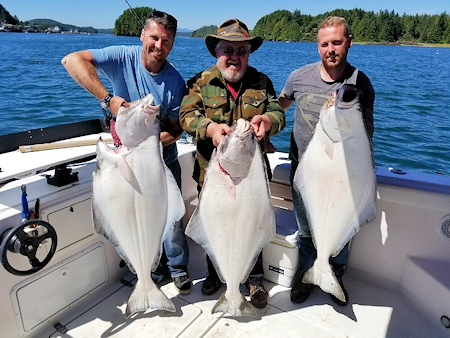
[0,119,449,337]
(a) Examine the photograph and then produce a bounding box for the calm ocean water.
[0,33,449,175]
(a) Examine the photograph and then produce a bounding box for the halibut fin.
[302,261,346,303]
[212,290,257,317]
[125,281,176,318]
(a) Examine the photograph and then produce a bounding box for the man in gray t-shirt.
[279,16,375,306]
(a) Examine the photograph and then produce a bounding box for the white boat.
[0,119,449,337]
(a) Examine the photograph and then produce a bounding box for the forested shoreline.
[2,4,449,45]
[252,9,449,44]
[113,6,450,46]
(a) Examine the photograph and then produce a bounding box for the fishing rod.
[100,0,144,129]
[124,0,145,28]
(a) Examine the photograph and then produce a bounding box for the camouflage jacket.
[180,64,285,186]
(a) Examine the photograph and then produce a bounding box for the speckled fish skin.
[294,84,377,303]
[92,94,185,317]
[186,118,276,317]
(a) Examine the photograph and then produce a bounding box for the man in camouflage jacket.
[179,18,285,309]
[180,22,284,187]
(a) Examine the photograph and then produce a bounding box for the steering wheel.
[0,220,57,276]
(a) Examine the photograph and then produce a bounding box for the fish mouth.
[232,119,252,139]
[336,85,361,109]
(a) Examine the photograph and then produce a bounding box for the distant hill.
[177,27,193,37]
[25,18,98,33]
[177,31,193,37]
[192,25,217,38]
[97,28,114,34]
[1,4,100,33]
[2,3,194,36]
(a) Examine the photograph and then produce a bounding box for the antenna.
[124,0,145,28]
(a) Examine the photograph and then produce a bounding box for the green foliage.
[427,13,448,43]
[114,7,154,36]
[254,8,450,44]
[353,11,379,42]
[254,10,310,41]
[444,16,450,43]
[192,25,218,37]
[0,4,19,24]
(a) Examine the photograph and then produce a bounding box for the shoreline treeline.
[2,4,449,44]
[253,9,450,44]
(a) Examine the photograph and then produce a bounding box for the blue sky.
[1,0,448,30]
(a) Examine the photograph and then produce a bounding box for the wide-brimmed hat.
[205,18,263,57]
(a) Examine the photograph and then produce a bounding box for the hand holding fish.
[250,115,272,140]
[206,122,232,146]
[109,96,130,117]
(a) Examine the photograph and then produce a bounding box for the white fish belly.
[202,158,273,282]
[297,116,376,258]
[94,140,165,273]
[92,137,182,315]
[186,146,275,316]
[294,101,376,301]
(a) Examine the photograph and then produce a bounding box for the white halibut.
[186,119,276,317]
[92,94,185,317]
[293,84,377,303]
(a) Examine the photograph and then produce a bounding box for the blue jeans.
[289,161,348,278]
[206,251,264,286]
[152,160,189,281]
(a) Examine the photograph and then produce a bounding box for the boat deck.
[49,238,446,338]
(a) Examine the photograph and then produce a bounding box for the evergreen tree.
[353,12,378,42]
[443,17,450,43]
[114,7,153,36]
[428,13,448,43]
[0,4,20,24]
[402,14,420,41]
[417,15,432,42]
[378,10,403,42]
[254,10,302,41]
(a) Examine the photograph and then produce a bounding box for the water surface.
[0,33,448,175]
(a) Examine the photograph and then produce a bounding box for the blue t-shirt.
[90,45,185,165]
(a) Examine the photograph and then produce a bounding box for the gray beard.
[217,61,246,83]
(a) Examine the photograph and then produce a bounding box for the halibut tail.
[302,261,346,303]
[212,290,257,317]
[125,282,176,318]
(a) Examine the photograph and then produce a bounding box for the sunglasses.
[148,10,177,28]
[221,46,250,57]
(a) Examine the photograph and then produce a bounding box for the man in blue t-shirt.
[61,11,191,294]
[279,16,375,306]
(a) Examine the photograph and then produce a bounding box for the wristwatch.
[100,93,113,109]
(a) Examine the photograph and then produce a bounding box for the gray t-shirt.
[283,61,374,162]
